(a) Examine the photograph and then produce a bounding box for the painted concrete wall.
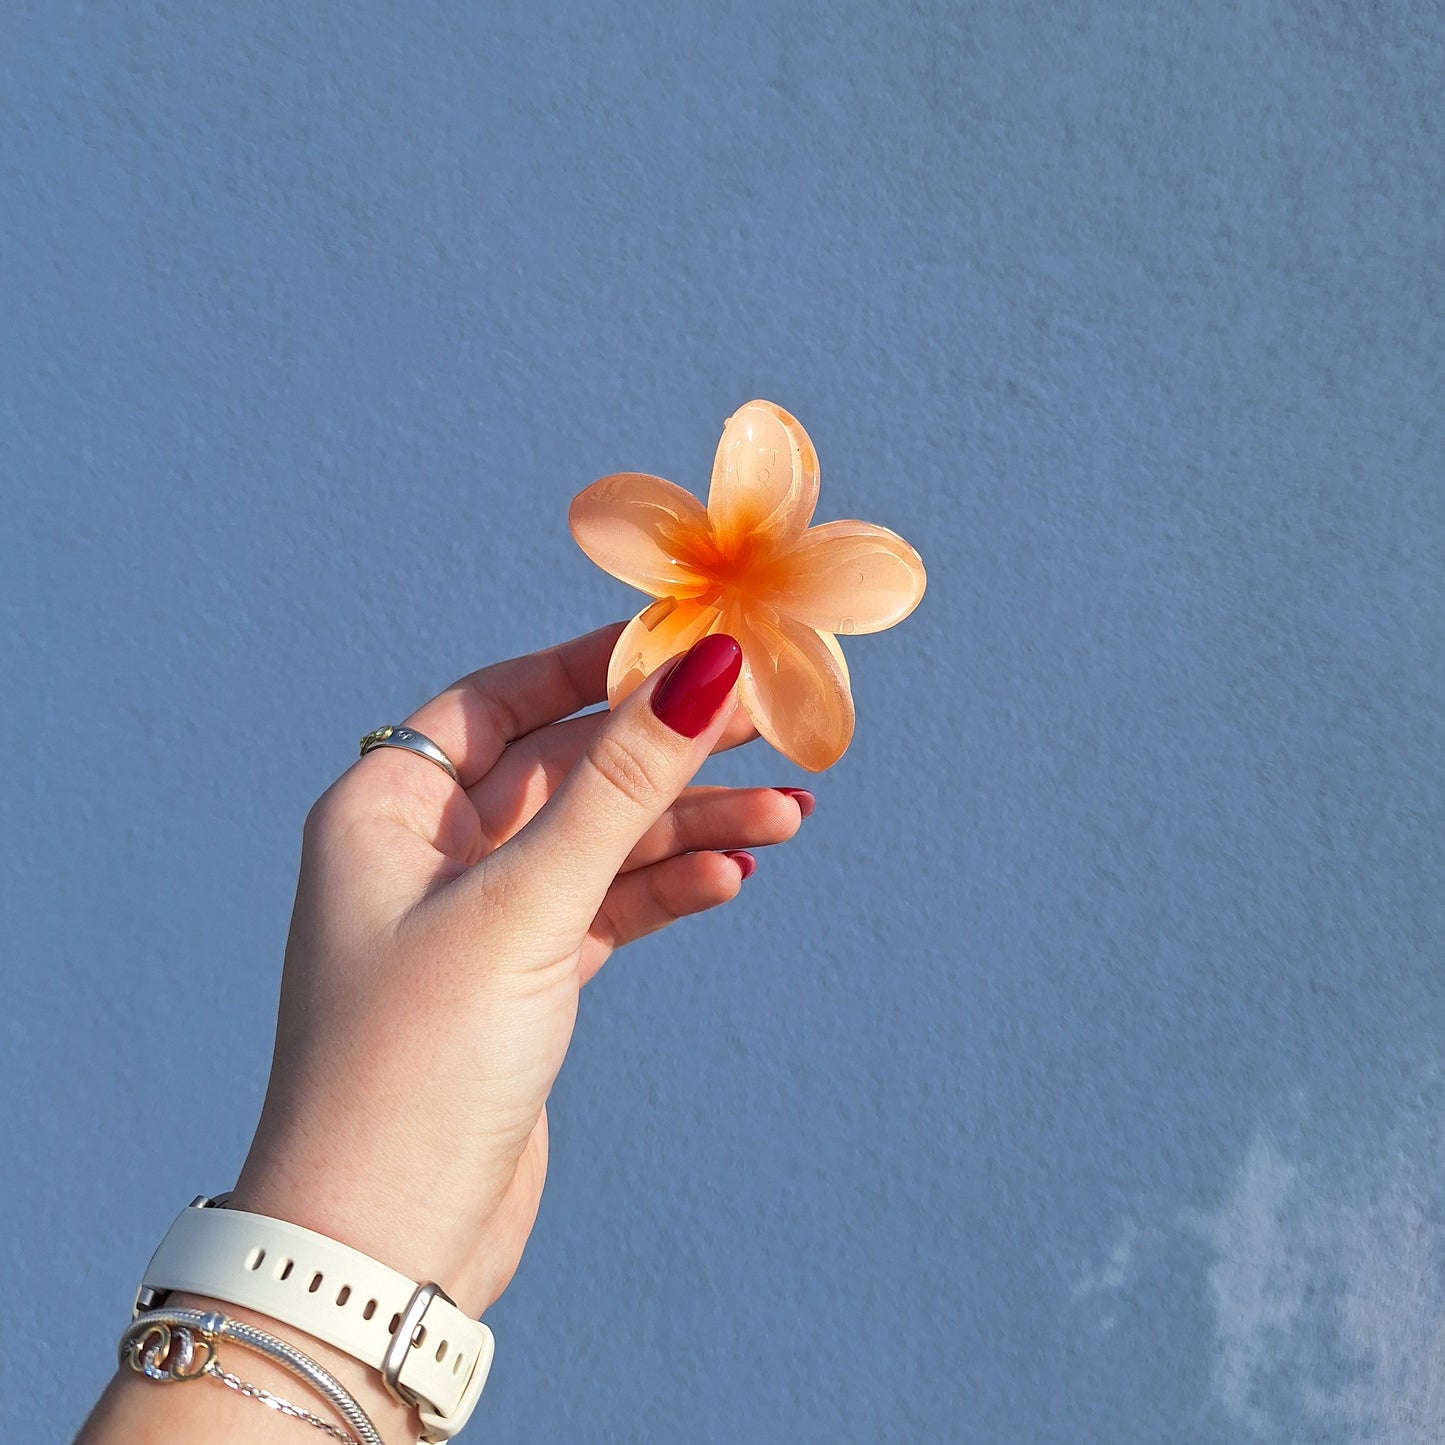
[4,3,1442,1438]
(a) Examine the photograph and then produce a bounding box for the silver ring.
[358,725,460,784]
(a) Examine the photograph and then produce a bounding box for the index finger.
[402,621,627,788]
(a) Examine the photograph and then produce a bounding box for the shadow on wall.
[1072,1070,1445,1442]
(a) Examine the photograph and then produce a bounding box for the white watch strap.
[137,1201,494,1442]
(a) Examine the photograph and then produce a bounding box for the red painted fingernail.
[723,850,756,880]
[651,634,742,738]
[774,787,816,819]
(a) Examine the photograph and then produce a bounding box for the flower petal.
[758,520,926,635]
[706,401,820,557]
[819,627,851,688]
[608,597,724,706]
[570,473,713,598]
[731,605,854,773]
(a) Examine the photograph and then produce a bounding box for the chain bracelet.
[206,1356,360,1444]
[120,1309,385,1445]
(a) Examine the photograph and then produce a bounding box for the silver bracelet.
[120,1307,386,1445]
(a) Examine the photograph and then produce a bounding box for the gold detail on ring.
[358,725,396,755]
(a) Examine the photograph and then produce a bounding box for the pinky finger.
[581,849,754,985]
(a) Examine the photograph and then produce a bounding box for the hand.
[229,623,808,1323]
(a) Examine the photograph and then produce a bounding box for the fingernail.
[723,850,756,880]
[774,787,816,819]
[651,634,742,738]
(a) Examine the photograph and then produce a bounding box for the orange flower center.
[684,532,781,614]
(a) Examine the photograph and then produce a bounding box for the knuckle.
[586,730,670,810]
[302,783,344,845]
[302,774,367,848]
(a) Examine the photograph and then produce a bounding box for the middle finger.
[618,784,807,872]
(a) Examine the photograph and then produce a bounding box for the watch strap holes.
[244,1246,266,1271]
[335,1285,351,1307]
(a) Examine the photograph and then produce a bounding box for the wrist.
[133,1196,496,1441]
[226,1167,459,1302]
[231,1139,523,1319]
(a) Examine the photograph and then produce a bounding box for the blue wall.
[4,3,1443,1439]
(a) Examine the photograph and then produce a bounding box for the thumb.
[493,632,744,934]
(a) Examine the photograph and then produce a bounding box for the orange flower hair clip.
[569,400,927,771]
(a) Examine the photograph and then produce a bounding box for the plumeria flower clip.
[569,400,927,772]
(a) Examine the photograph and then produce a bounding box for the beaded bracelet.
[120,1307,385,1445]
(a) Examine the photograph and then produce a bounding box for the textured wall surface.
[3,3,1443,1440]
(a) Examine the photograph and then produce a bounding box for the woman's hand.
[229,622,808,1324]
